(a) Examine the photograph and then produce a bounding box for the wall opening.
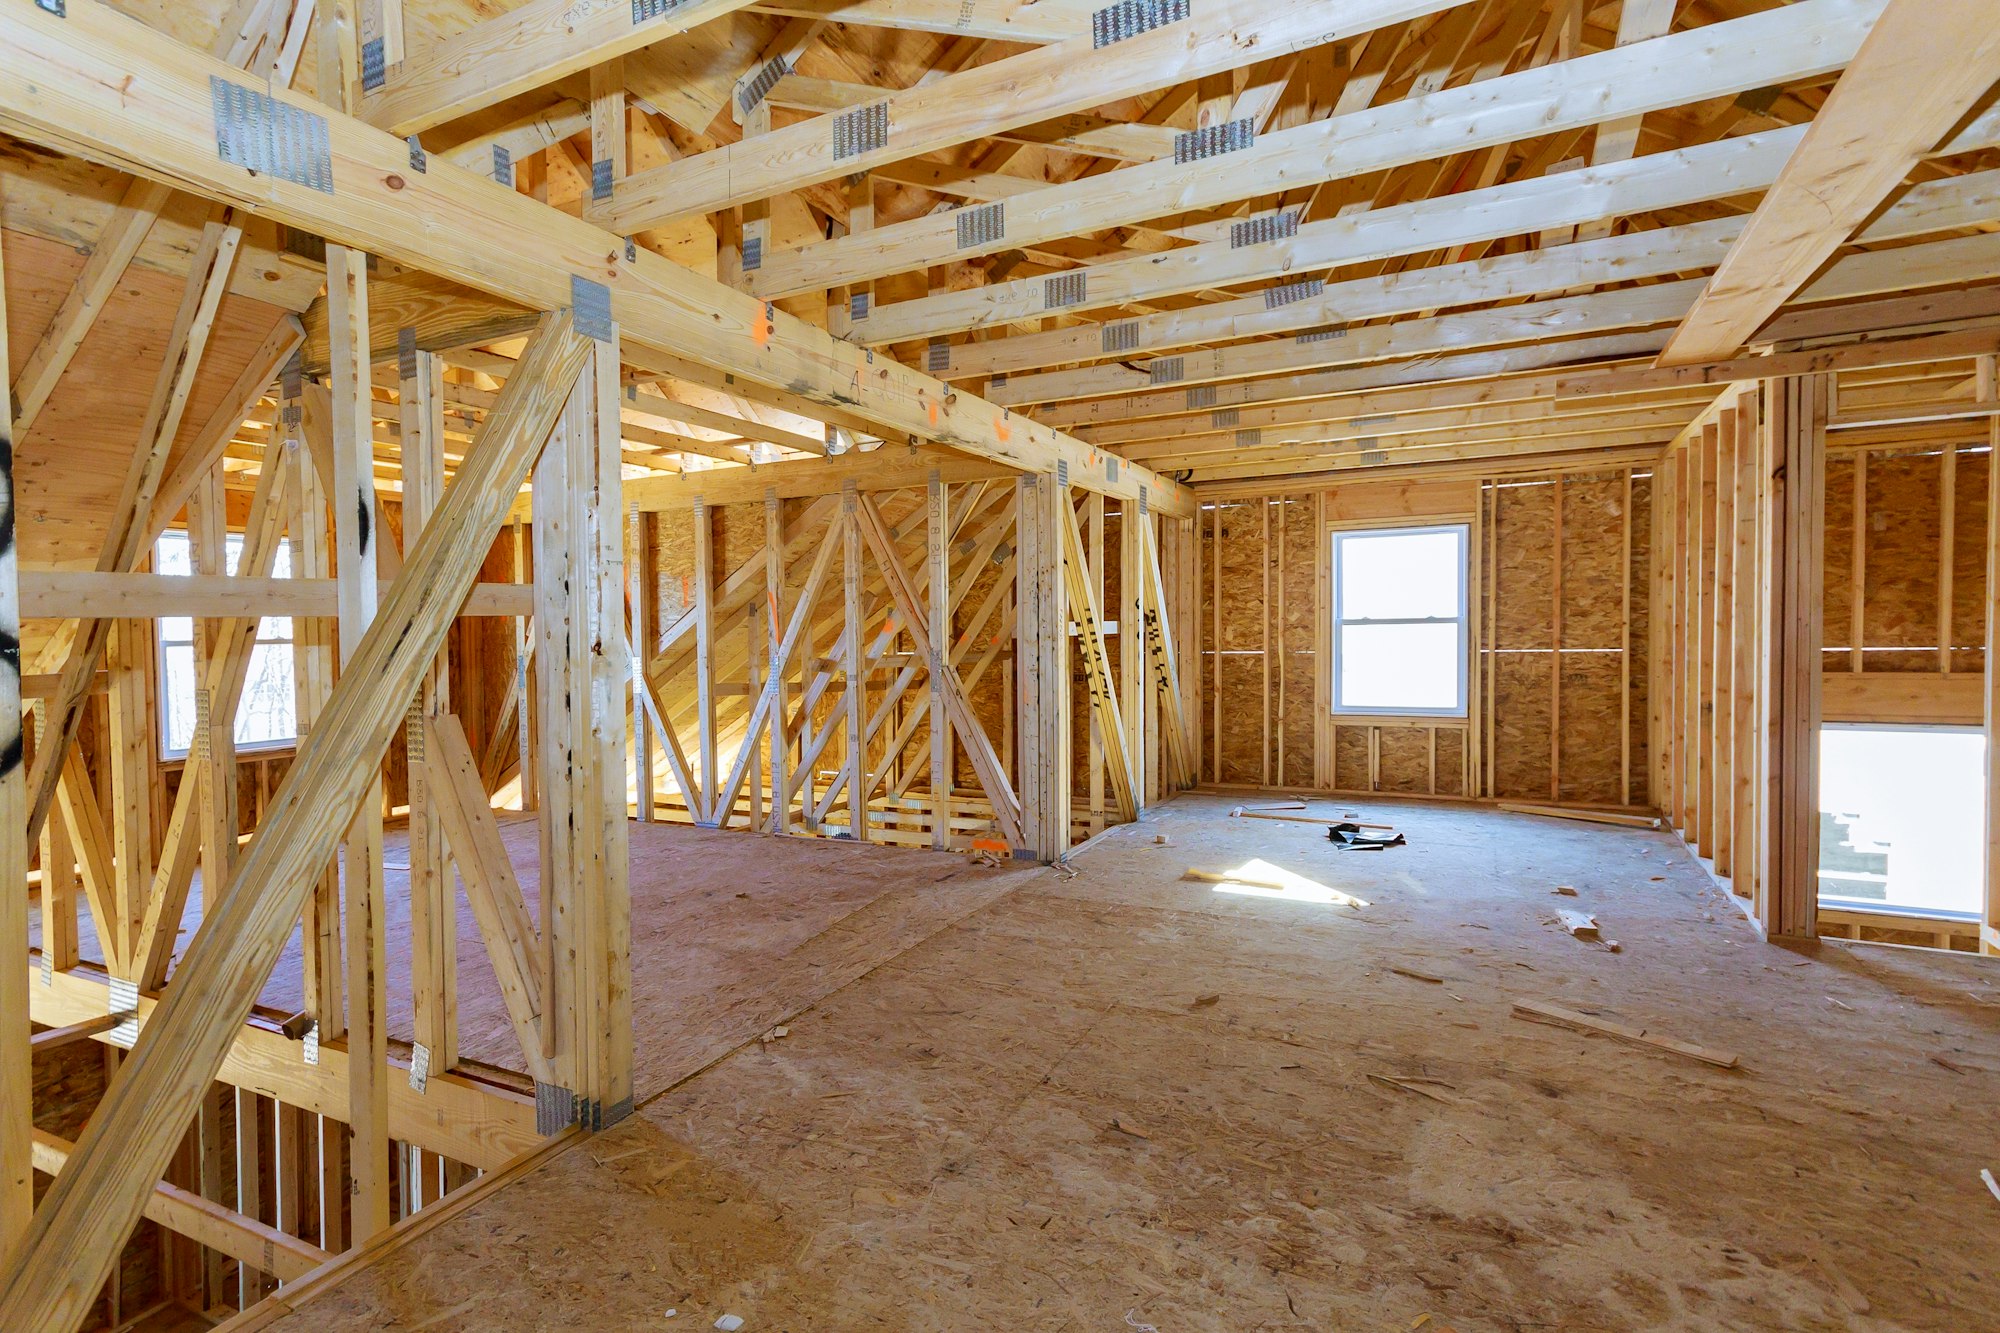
[1818,723,1984,918]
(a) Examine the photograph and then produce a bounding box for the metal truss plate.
[535,1081,575,1135]
[1265,277,1324,310]
[107,977,139,1049]
[741,234,763,272]
[739,56,789,114]
[360,37,386,92]
[572,274,615,343]
[926,338,950,373]
[833,103,889,160]
[1101,321,1139,354]
[1174,117,1253,166]
[592,158,615,202]
[1184,385,1217,409]
[850,290,871,321]
[1091,0,1190,48]
[957,201,1004,249]
[1148,357,1184,385]
[211,77,334,195]
[1230,210,1298,249]
[1044,271,1087,310]
[1210,408,1238,429]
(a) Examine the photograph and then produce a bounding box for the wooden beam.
[591,0,1461,234]
[0,312,591,1333]
[361,0,762,136]
[1660,0,2000,365]
[25,968,536,1170]
[862,101,2000,347]
[748,0,1883,299]
[29,1130,330,1283]
[947,165,2000,379]
[16,573,533,620]
[0,0,1188,516]
[750,0,1095,43]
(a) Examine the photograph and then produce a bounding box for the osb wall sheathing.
[1489,470,1650,807]
[1823,443,1989,678]
[1864,451,1944,673]
[1201,466,1649,807]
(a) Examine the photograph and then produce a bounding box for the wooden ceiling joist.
[589,0,1463,234]
[748,0,1884,302]
[362,0,764,137]
[1661,0,2000,366]
[0,0,1189,515]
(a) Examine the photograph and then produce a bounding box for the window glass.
[1331,525,1468,717]
[156,531,298,757]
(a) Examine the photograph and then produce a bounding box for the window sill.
[1330,713,1470,727]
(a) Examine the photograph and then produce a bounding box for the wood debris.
[1511,999,1741,1069]
[1555,909,1600,940]
[1366,1073,1461,1105]
[1497,802,1662,829]
[1390,967,1445,984]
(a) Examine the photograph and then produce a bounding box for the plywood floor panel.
[247,798,2000,1330]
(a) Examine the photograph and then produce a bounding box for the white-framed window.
[1330,523,1469,718]
[155,531,298,759]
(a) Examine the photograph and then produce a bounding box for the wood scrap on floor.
[1229,808,1395,830]
[1511,999,1741,1069]
[1497,802,1663,829]
[1556,910,1599,940]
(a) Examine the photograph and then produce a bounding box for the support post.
[402,333,456,1074]
[927,471,951,847]
[1759,374,1826,939]
[1015,474,1070,860]
[532,335,633,1127]
[326,243,390,1241]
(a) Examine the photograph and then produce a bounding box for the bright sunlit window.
[156,531,299,759]
[1331,524,1468,717]
[1818,724,1984,917]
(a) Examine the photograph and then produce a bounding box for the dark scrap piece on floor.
[1329,822,1406,850]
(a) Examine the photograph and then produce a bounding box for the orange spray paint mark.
[751,302,774,349]
[926,397,940,428]
[995,414,1012,444]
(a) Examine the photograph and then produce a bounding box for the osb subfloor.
[257,796,2000,1331]
[156,815,1034,1102]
